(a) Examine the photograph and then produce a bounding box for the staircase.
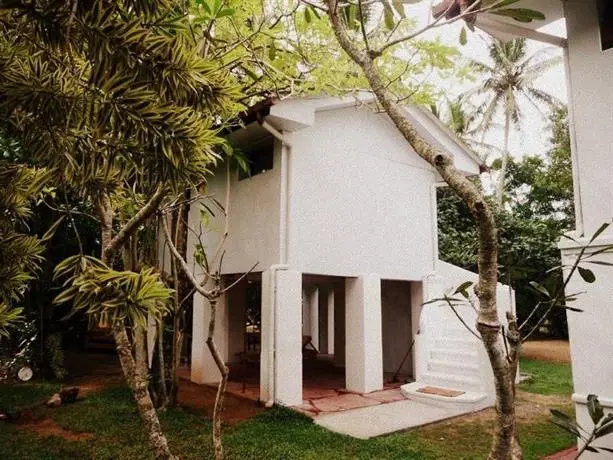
[401,327,490,412]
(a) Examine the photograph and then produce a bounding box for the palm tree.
[432,95,505,163]
[466,38,562,206]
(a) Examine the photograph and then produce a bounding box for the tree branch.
[106,186,166,259]
[161,215,212,299]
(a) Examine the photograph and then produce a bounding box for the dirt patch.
[434,391,572,428]
[521,340,570,363]
[178,377,264,425]
[19,417,94,441]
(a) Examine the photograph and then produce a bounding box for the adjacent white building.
[462,0,613,456]
[185,95,514,411]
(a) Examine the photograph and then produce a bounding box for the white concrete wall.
[185,142,282,276]
[560,238,613,456]
[286,106,438,280]
[563,2,613,454]
[565,0,613,237]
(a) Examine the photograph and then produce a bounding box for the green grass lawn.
[0,358,575,459]
[518,357,573,396]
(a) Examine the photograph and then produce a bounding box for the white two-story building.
[184,95,513,412]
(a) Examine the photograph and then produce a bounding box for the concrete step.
[421,372,483,393]
[433,337,479,351]
[401,381,490,412]
[428,359,480,378]
[430,348,478,362]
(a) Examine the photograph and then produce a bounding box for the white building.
[455,0,613,455]
[186,95,513,411]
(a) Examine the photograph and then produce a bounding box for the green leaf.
[578,267,596,283]
[529,281,551,298]
[216,8,235,19]
[459,27,467,46]
[589,222,610,244]
[587,394,605,424]
[595,415,613,438]
[383,2,395,30]
[491,8,546,23]
[268,41,277,61]
[305,7,312,23]
[391,0,406,19]
[550,409,582,437]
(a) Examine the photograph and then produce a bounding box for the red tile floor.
[181,356,412,417]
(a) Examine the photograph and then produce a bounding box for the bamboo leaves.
[53,255,172,328]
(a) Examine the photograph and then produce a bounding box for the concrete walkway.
[314,398,474,439]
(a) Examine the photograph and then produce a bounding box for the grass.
[518,357,573,396]
[0,358,575,459]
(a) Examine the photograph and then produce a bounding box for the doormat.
[416,386,465,398]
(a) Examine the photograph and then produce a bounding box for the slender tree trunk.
[96,196,175,460]
[168,199,188,407]
[325,5,521,459]
[156,319,170,408]
[206,298,229,460]
[495,111,512,207]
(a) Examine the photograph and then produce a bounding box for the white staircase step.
[421,372,483,393]
[430,348,478,362]
[428,360,480,378]
[401,381,490,412]
[433,337,479,351]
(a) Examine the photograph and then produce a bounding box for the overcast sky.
[402,2,568,159]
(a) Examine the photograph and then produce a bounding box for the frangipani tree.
[310,0,549,458]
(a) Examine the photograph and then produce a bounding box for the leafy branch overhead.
[0,0,241,194]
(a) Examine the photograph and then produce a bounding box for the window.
[238,136,274,180]
[599,0,613,50]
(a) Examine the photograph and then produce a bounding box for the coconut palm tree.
[467,38,562,206]
[432,95,505,163]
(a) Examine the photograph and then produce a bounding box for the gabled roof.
[252,94,484,176]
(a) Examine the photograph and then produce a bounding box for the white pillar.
[327,289,335,355]
[302,287,310,336]
[309,287,319,350]
[345,274,383,393]
[191,291,229,384]
[260,268,303,406]
[333,283,345,368]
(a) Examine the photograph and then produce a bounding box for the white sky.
[402,2,568,159]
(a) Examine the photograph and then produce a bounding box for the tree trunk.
[96,195,175,460]
[168,198,188,407]
[206,298,229,460]
[325,5,521,458]
[495,111,512,207]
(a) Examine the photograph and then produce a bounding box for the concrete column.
[308,287,319,350]
[191,290,229,384]
[333,282,345,368]
[227,279,247,364]
[327,288,335,355]
[345,274,383,393]
[260,268,303,406]
[318,288,328,353]
[302,287,310,336]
